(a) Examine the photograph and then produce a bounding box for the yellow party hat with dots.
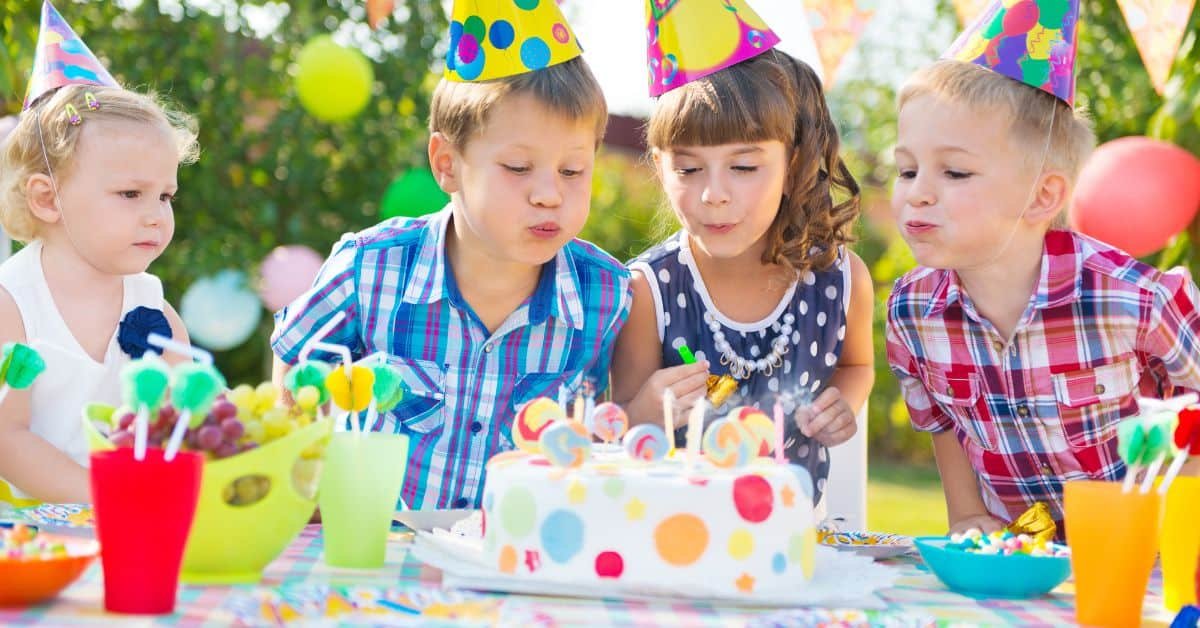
[444,0,583,83]
[645,0,780,97]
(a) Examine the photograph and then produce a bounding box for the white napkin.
[413,530,898,609]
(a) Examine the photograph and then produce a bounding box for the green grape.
[227,384,256,409]
[253,382,277,413]
[263,412,291,439]
[242,420,265,444]
[295,386,320,411]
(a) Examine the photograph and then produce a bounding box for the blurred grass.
[867,459,947,536]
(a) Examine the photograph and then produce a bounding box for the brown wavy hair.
[646,50,860,276]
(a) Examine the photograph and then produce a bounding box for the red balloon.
[1071,137,1200,257]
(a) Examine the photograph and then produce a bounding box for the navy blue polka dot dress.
[630,231,851,505]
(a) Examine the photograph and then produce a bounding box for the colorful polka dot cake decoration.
[514,397,566,453]
[444,0,584,83]
[538,420,592,468]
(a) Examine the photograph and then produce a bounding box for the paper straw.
[148,333,212,365]
[133,405,149,461]
[1159,452,1191,495]
[298,311,348,363]
[1140,453,1167,494]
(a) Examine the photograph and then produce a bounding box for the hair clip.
[818,169,828,181]
[84,92,100,111]
[64,104,82,126]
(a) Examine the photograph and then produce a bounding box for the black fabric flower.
[117,306,172,358]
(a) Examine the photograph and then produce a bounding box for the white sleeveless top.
[0,241,164,499]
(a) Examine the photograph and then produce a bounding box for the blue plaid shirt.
[271,209,632,509]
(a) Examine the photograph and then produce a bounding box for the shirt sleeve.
[270,234,364,365]
[588,272,634,397]
[885,311,953,433]
[1140,267,1200,391]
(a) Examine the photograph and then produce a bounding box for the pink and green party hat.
[23,0,119,110]
[645,0,781,97]
[943,0,1080,106]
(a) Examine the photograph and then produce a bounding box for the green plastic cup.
[318,431,409,568]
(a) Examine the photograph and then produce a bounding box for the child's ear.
[428,132,461,194]
[25,174,62,225]
[1024,169,1070,226]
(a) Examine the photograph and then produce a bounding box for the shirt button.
[471,421,483,434]
[945,385,954,396]
[454,498,469,508]
[484,343,494,353]
[1017,405,1030,417]
[1094,383,1105,395]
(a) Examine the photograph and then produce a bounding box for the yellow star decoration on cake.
[567,479,587,504]
[625,497,646,521]
[735,572,755,593]
[781,485,795,508]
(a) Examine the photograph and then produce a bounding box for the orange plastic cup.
[1064,480,1162,627]
[1161,476,1200,612]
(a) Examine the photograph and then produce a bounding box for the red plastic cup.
[89,448,203,615]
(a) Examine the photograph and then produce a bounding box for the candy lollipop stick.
[0,342,46,407]
[147,333,224,461]
[121,356,171,461]
[1160,406,1200,494]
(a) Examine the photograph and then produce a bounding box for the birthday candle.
[685,400,705,474]
[663,389,676,453]
[573,393,585,424]
[774,399,785,463]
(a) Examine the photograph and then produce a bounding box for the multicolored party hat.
[23,0,119,110]
[645,0,780,97]
[943,0,1080,106]
[444,0,583,83]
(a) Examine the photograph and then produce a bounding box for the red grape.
[210,400,238,421]
[215,442,238,459]
[111,430,135,449]
[196,425,222,450]
[220,418,244,440]
[117,412,136,430]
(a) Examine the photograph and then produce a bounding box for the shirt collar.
[400,207,586,330]
[923,230,1083,317]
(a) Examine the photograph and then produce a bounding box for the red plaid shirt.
[886,230,1200,524]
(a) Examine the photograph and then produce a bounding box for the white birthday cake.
[479,400,817,597]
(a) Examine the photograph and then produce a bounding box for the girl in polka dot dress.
[611,50,875,507]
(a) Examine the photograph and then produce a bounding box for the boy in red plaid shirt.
[886,1,1200,534]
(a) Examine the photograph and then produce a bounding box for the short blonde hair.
[0,85,199,242]
[429,57,607,149]
[899,60,1095,183]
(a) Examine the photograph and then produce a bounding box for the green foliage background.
[2,0,1197,462]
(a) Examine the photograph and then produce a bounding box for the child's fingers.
[810,387,841,412]
[804,403,850,439]
[658,360,710,383]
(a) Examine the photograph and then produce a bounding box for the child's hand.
[949,513,1006,536]
[794,387,858,446]
[637,361,710,421]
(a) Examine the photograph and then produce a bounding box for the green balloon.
[295,35,374,123]
[380,168,449,219]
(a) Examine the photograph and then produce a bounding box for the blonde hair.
[899,60,1096,183]
[0,85,199,242]
[647,50,860,277]
[429,57,608,149]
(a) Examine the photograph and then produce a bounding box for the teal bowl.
[914,536,1071,599]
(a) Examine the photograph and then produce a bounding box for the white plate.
[392,509,475,532]
[818,531,914,559]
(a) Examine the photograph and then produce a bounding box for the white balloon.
[181,270,262,351]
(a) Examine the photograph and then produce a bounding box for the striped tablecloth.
[0,525,1177,626]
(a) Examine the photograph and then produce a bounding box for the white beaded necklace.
[708,312,796,380]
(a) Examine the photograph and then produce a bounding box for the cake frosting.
[480,448,816,597]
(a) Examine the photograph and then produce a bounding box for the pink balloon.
[1071,137,1200,258]
[258,245,325,311]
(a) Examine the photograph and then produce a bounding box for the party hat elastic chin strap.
[32,99,88,258]
[973,99,1059,270]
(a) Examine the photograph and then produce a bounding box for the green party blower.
[0,342,45,406]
